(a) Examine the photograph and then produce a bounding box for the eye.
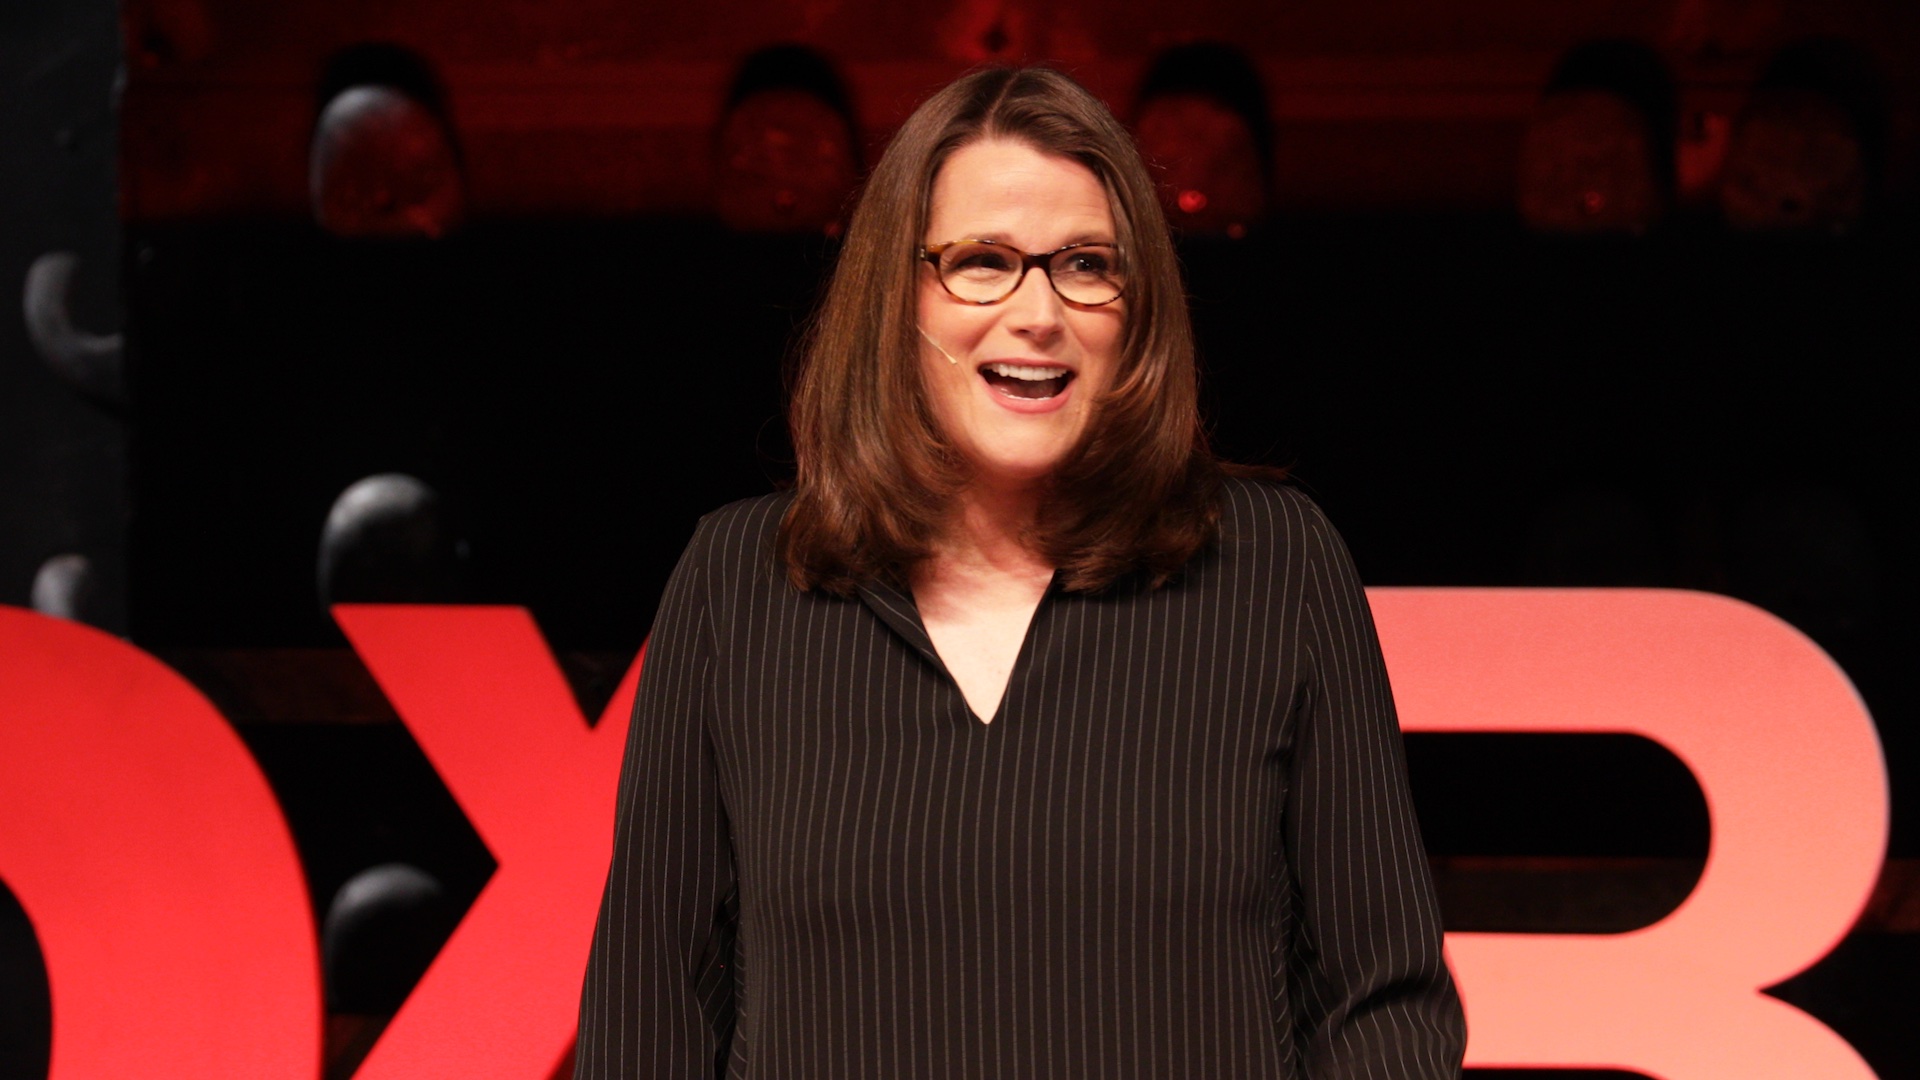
[944,242,1021,278]
[1056,247,1115,276]
[950,247,1014,275]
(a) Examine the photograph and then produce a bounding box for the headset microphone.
[917,325,961,366]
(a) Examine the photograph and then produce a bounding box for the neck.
[926,480,1051,580]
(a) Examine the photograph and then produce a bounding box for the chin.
[950,419,1086,489]
[972,449,1072,486]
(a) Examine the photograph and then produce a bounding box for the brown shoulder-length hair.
[780,65,1250,596]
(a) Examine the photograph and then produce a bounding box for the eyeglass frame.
[917,239,1127,307]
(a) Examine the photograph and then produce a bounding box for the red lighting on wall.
[1135,93,1268,237]
[715,89,859,236]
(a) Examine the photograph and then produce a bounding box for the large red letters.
[0,607,321,1078]
[0,591,1890,1078]
[331,605,638,1080]
[1372,589,1887,1079]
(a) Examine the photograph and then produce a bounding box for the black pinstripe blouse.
[576,479,1465,1078]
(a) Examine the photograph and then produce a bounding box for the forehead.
[926,137,1115,245]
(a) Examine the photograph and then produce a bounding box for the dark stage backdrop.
[4,0,1919,1077]
[1,4,122,1072]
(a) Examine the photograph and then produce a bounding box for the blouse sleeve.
[576,521,738,1079]
[1284,504,1466,1077]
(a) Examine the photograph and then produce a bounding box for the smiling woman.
[916,140,1123,500]
[576,66,1466,1080]
[777,67,1214,600]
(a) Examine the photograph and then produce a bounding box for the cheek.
[1077,310,1126,388]
[917,331,975,429]
[915,275,941,323]
[922,309,987,354]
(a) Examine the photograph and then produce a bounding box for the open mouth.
[980,362,1074,400]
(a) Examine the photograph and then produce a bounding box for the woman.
[577,66,1464,1078]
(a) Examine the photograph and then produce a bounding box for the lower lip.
[981,372,1075,414]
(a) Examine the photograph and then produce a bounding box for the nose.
[1001,263,1065,341]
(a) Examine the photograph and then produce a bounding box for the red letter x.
[334,605,639,1080]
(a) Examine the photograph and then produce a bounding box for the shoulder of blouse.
[692,490,794,541]
[681,489,797,590]
[1212,475,1341,560]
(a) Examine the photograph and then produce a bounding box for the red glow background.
[4,1,1920,1077]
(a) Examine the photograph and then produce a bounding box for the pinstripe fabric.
[576,479,1465,1078]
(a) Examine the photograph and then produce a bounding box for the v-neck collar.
[856,572,1060,726]
[854,576,947,673]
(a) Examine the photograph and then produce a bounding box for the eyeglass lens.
[937,242,1124,304]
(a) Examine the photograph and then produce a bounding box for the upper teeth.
[986,362,1068,381]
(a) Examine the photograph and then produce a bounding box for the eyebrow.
[940,232,1116,248]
